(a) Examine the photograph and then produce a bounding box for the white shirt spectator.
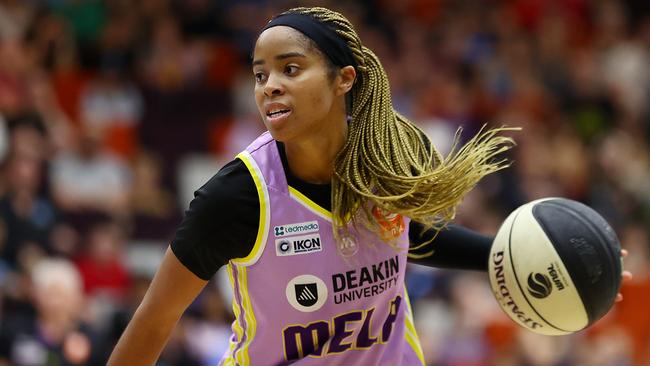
[50,147,131,214]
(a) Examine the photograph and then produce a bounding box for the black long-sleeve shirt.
[171,142,492,280]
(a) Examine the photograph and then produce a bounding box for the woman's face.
[252,26,347,142]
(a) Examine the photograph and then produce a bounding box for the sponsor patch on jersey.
[286,274,328,312]
[275,233,323,257]
[274,221,319,238]
[331,255,401,305]
[371,206,405,240]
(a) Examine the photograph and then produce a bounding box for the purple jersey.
[219,132,425,366]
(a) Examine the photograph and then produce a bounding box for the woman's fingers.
[622,270,633,282]
[615,249,632,303]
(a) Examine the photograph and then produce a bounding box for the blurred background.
[0,0,647,365]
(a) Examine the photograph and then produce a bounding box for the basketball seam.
[533,202,594,322]
[576,213,622,301]
[537,200,621,322]
[508,206,570,333]
[545,201,620,271]
[546,200,621,290]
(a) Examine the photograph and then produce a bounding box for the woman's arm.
[408,222,632,305]
[107,247,208,366]
[408,222,493,271]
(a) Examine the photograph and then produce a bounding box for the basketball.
[488,198,622,336]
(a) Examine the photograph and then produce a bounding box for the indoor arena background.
[0,0,648,365]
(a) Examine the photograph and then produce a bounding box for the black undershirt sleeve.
[279,141,493,272]
[405,132,493,271]
[408,221,493,271]
[170,158,259,280]
[170,141,493,280]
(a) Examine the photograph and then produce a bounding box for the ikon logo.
[527,273,553,299]
[286,274,328,312]
[275,233,322,257]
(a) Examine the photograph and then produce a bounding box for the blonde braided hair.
[282,7,516,256]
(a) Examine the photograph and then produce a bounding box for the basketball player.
[108,7,631,365]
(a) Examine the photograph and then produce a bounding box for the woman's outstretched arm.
[108,247,208,366]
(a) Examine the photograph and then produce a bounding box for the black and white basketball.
[488,198,622,336]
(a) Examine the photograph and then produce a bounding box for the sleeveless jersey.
[219,132,425,366]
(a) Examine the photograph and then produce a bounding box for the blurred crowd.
[0,0,648,365]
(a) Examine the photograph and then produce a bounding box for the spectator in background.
[183,284,233,366]
[435,273,499,366]
[0,115,57,270]
[74,218,131,341]
[78,56,143,159]
[51,0,106,70]
[74,219,130,301]
[0,37,33,119]
[49,127,131,229]
[0,0,35,41]
[0,257,108,365]
[78,5,142,160]
[26,8,92,135]
[137,12,231,175]
[130,149,180,240]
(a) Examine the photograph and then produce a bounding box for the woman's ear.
[336,65,357,96]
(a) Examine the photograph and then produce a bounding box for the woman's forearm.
[107,247,208,365]
[107,300,179,365]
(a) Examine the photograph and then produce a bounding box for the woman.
[108,7,629,365]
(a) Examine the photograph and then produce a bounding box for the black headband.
[263,13,357,68]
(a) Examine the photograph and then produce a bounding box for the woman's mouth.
[266,109,292,123]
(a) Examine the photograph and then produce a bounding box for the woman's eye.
[285,65,299,75]
[254,72,267,83]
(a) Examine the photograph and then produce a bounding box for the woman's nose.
[264,73,284,97]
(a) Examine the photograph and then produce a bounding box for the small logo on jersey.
[295,284,318,307]
[277,240,291,253]
[275,234,322,256]
[527,272,552,299]
[338,234,358,257]
[274,221,319,238]
[371,206,405,240]
[286,274,328,312]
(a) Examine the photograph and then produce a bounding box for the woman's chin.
[265,121,294,141]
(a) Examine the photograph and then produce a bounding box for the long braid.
[284,7,517,255]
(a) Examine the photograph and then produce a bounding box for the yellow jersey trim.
[226,264,245,365]
[404,288,426,365]
[288,186,332,221]
[232,151,270,266]
[236,266,257,365]
[225,265,259,366]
